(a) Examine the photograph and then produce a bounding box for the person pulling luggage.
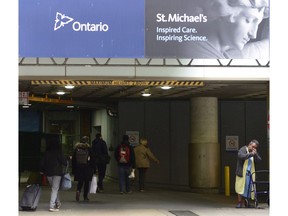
[40,137,67,212]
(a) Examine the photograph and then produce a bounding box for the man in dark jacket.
[92,133,110,192]
[41,137,67,212]
[114,135,135,194]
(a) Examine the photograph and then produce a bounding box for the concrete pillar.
[189,97,220,190]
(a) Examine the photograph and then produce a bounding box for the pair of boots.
[76,191,89,201]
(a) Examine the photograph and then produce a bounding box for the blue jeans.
[118,166,131,193]
[47,176,62,209]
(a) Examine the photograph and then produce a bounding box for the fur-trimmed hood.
[75,142,90,149]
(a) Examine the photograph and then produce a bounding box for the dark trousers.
[96,163,107,190]
[138,168,148,190]
[77,180,90,198]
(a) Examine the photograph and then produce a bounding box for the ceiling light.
[67,105,74,109]
[56,91,65,95]
[142,89,151,97]
[65,85,75,89]
[161,86,172,90]
[21,103,31,108]
[142,93,151,97]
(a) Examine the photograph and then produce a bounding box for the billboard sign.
[19,0,145,58]
[19,0,269,59]
[145,0,269,59]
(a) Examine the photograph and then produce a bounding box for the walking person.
[40,137,67,212]
[114,135,135,194]
[92,133,110,192]
[72,136,95,201]
[134,138,160,192]
[235,139,262,208]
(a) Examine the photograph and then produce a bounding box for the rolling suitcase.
[20,184,42,211]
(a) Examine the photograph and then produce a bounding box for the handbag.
[61,161,72,190]
[128,169,135,179]
[89,174,97,194]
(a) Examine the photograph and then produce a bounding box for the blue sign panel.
[19,0,145,57]
[19,0,269,59]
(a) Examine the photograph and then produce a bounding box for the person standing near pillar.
[235,139,262,208]
[92,133,110,192]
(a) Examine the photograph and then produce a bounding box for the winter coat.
[41,149,67,176]
[72,142,95,182]
[134,143,159,168]
[235,145,261,199]
[92,138,110,164]
[235,145,261,177]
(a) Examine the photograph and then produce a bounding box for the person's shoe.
[97,188,104,193]
[84,197,90,201]
[120,191,124,195]
[244,199,254,208]
[139,189,144,192]
[49,208,59,212]
[236,202,242,208]
[244,199,248,207]
[76,191,80,202]
[55,203,61,209]
[126,191,132,194]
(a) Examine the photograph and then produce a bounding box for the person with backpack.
[114,135,135,194]
[134,138,160,192]
[72,136,95,201]
[92,133,110,192]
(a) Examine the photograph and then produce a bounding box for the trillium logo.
[53,12,109,32]
[54,12,74,31]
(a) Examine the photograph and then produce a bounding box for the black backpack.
[75,148,89,164]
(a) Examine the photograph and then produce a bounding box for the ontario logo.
[54,12,109,32]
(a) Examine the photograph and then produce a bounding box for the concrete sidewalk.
[18,180,269,216]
